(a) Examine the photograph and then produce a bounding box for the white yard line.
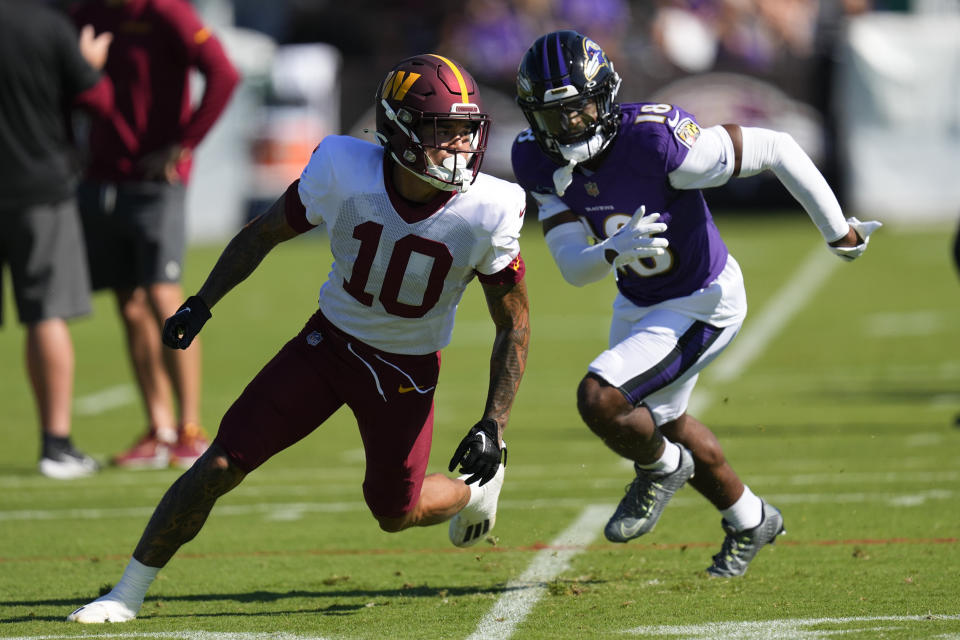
[464,505,610,640]
[3,634,331,640]
[625,614,960,639]
[4,615,957,640]
[74,384,137,416]
[689,245,838,416]
[469,248,840,639]
[712,246,838,383]
[1,488,954,522]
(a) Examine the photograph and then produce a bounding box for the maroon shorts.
[214,310,441,519]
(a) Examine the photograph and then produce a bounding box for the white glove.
[828,216,882,261]
[602,206,669,268]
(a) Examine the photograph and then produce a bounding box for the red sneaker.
[170,423,210,469]
[112,430,171,469]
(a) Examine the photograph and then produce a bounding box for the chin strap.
[553,158,578,196]
[425,154,470,192]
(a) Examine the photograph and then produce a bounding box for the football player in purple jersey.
[67,53,529,623]
[511,30,881,577]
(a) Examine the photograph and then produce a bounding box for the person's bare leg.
[660,413,744,510]
[376,473,471,532]
[576,373,665,463]
[26,318,74,438]
[116,287,176,435]
[133,444,245,565]
[577,373,697,543]
[67,444,245,623]
[148,282,201,427]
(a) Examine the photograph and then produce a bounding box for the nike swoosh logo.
[397,383,435,394]
[667,110,680,128]
[182,307,192,313]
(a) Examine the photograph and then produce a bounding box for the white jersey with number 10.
[297,135,526,355]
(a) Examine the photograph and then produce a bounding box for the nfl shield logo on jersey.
[585,182,600,197]
[306,331,323,346]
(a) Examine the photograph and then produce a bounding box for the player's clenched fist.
[448,418,506,486]
[161,295,211,349]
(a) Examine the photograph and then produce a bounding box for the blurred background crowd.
[63,0,960,239]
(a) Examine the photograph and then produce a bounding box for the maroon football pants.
[214,310,441,518]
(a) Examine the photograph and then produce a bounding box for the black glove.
[161,295,211,350]
[448,418,506,486]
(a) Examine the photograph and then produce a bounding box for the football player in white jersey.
[67,54,530,624]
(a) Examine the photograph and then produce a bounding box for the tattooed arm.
[479,277,530,439]
[196,194,301,308]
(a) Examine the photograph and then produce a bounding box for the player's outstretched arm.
[162,193,300,349]
[448,278,529,485]
[722,124,881,260]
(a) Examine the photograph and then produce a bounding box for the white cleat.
[67,596,138,623]
[449,464,504,547]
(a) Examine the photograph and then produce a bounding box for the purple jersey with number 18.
[511,102,729,307]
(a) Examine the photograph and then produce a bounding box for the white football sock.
[721,485,763,531]
[109,557,159,609]
[461,477,482,509]
[636,439,681,474]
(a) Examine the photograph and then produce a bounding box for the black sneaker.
[707,501,785,577]
[604,445,695,542]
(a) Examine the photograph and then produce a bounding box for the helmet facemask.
[375,54,490,192]
[520,76,621,166]
[415,114,488,192]
[516,31,622,168]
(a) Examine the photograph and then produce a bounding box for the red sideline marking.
[0,537,956,564]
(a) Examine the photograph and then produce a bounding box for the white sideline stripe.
[3,616,956,640]
[465,505,609,640]
[3,633,331,640]
[1,489,954,522]
[466,249,881,640]
[3,463,958,492]
[625,614,960,639]
[74,384,137,416]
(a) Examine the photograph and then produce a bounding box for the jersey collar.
[383,156,456,224]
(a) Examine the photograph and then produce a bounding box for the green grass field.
[2,214,959,640]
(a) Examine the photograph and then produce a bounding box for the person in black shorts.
[69,0,239,468]
[71,0,240,470]
[0,0,114,478]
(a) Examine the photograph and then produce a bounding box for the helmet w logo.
[381,71,421,101]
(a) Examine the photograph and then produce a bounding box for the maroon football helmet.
[374,54,489,191]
